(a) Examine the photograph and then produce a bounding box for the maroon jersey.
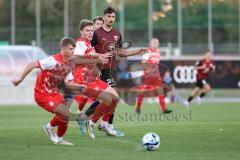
[195,59,215,80]
[91,27,122,69]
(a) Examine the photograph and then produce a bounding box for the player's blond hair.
[79,19,93,30]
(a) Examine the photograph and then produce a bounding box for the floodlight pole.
[91,0,96,19]
[64,0,69,37]
[148,0,153,44]
[119,0,125,40]
[208,0,213,52]
[36,0,41,47]
[177,0,182,55]
[11,0,16,45]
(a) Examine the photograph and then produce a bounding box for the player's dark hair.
[152,37,159,41]
[104,6,116,15]
[79,19,93,30]
[60,37,76,48]
[93,16,104,24]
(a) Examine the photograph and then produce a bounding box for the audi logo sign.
[173,66,197,83]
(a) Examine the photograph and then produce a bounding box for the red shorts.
[131,85,161,91]
[34,91,66,113]
[81,79,109,98]
[130,84,164,97]
[75,95,88,103]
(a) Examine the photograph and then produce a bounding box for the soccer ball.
[141,132,160,151]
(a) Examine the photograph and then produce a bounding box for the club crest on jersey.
[49,101,54,107]
[114,36,118,41]
[94,87,99,91]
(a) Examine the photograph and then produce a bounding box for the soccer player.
[69,19,120,139]
[75,16,104,114]
[184,51,215,108]
[73,16,105,134]
[93,16,104,30]
[87,7,146,137]
[135,38,173,114]
[11,37,108,145]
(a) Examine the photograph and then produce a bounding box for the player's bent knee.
[54,103,71,120]
[111,93,119,101]
[205,85,211,92]
[105,86,119,100]
[98,92,112,106]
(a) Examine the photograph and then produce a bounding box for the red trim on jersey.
[37,60,42,71]
[34,53,71,95]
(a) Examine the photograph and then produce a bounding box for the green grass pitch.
[0,102,240,160]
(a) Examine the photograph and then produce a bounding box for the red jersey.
[35,53,72,95]
[73,38,100,83]
[141,48,162,86]
[142,48,160,64]
[91,27,122,69]
[196,59,215,80]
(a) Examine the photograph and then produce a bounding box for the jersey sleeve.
[38,57,57,70]
[91,32,98,47]
[74,41,88,56]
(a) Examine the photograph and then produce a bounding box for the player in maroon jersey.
[11,37,109,145]
[184,51,215,108]
[86,7,146,137]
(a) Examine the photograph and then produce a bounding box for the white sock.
[108,124,114,129]
[89,120,95,126]
[101,120,108,127]
[58,137,63,142]
[46,122,54,129]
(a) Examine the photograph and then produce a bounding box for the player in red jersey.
[73,17,105,135]
[184,51,215,108]
[11,37,108,145]
[87,7,147,137]
[75,16,105,115]
[68,19,119,139]
[135,38,173,114]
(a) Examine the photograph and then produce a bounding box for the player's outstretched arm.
[118,48,147,57]
[70,53,111,65]
[11,61,39,86]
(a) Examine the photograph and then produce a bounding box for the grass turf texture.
[0,102,240,160]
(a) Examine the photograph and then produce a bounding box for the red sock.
[159,95,166,112]
[102,110,114,121]
[57,123,68,137]
[50,115,68,137]
[50,115,66,127]
[92,100,117,123]
[78,97,88,111]
[136,95,143,110]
